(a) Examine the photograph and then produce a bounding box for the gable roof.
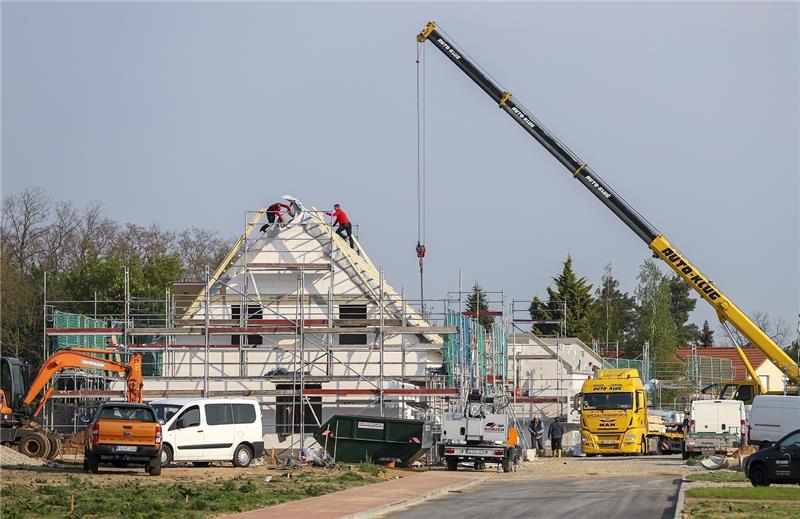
[675,346,769,379]
[182,197,441,344]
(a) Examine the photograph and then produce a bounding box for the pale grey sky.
[2,2,798,343]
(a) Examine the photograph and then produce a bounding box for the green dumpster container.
[314,415,433,467]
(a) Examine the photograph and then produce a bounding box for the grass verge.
[0,470,381,519]
[685,471,748,483]
[686,486,800,501]
[684,500,800,519]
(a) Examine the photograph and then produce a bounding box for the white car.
[149,398,264,467]
[748,395,800,449]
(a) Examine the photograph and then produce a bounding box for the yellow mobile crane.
[416,22,798,402]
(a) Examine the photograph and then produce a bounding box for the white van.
[684,400,746,457]
[149,398,264,467]
[748,395,800,449]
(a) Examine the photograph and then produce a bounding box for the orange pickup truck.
[83,402,162,475]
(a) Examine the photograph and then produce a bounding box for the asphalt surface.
[389,475,681,519]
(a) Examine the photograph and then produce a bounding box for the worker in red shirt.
[260,202,290,232]
[325,203,356,250]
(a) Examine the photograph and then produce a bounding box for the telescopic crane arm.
[417,21,798,385]
[21,349,143,418]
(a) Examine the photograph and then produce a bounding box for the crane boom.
[417,21,798,384]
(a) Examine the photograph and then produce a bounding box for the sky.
[2,1,798,344]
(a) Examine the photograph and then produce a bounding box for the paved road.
[389,475,680,519]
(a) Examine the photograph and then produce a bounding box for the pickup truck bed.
[84,403,162,475]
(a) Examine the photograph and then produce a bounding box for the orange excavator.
[0,348,143,459]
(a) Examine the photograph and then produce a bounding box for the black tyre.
[474,462,485,471]
[446,458,458,471]
[748,463,770,487]
[192,461,212,467]
[232,444,252,468]
[160,445,173,467]
[681,448,690,460]
[147,456,162,476]
[18,432,50,459]
[86,453,100,474]
[45,434,61,460]
[501,458,513,473]
[640,438,647,456]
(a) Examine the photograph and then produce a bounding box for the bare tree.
[1,187,50,269]
[177,227,231,280]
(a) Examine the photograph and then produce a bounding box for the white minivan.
[149,398,264,467]
[748,395,800,449]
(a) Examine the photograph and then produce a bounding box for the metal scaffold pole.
[379,267,385,416]
[203,266,210,398]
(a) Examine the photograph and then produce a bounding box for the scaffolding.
[39,205,518,453]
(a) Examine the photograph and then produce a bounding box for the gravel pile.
[0,445,46,467]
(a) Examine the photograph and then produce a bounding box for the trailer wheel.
[18,432,50,459]
[446,458,458,471]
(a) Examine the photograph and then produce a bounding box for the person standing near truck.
[528,416,544,457]
[549,417,564,458]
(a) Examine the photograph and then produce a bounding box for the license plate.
[465,449,488,455]
[601,440,616,445]
[114,445,137,453]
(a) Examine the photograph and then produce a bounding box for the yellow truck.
[574,369,683,456]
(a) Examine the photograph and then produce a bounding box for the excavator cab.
[0,356,30,414]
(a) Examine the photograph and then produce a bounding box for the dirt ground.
[0,455,413,489]
[0,452,694,490]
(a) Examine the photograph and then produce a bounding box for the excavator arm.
[417,22,799,386]
[21,349,143,418]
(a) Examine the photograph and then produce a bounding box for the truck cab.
[576,369,650,456]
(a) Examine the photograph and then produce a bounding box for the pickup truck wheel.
[160,445,173,466]
[86,453,100,474]
[748,463,770,487]
[501,458,513,473]
[446,458,458,471]
[147,456,162,476]
[232,444,252,468]
[18,432,50,459]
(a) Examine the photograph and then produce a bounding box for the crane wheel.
[45,434,62,460]
[18,432,51,459]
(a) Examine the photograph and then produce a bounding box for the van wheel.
[501,458,513,473]
[232,444,252,467]
[749,463,770,487]
[160,445,173,466]
[445,458,458,471]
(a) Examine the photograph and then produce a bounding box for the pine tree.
[467,283,494,330]
[529,256,595,343]
[697,320,715,347]
[592,264,636,356]
[529,295,558,336]
[633,259,677,362]
[669,276,701,345]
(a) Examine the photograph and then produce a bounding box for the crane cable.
[416,41,427,308]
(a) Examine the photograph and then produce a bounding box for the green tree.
[592,264,636,355]
[697,320,715,347]
[669,276,701,345]
[633,259,677,362]
[528,295,559,336]
[466,283,494,330]
[529,256,595,342]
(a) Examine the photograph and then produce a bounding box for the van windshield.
[583,392,633,410]
[151,404,183,423]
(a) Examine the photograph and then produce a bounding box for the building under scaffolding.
[42,198,510,450]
